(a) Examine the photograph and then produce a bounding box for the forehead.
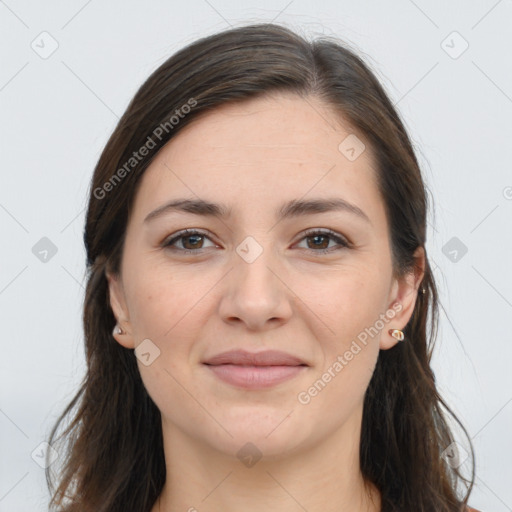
[164,92,367,163]
[131,93,383,226]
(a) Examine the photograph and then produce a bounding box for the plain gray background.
[1,1,511,510]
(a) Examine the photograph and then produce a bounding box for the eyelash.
[162,228,350,255]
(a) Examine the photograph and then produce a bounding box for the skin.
[107,92,425,512]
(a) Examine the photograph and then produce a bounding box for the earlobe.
[379,323,403,350]
[111,322,135,349]
[380,246,426,351]
[106,271,135,349]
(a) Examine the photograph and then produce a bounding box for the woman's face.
[107,93,423,458]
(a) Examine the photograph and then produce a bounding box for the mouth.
[202,350,308,389]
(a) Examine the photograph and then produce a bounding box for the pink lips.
[203,350,308,389]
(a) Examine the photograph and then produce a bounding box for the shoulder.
[467,507,482,512]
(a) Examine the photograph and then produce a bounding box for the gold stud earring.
[389,329,404,341]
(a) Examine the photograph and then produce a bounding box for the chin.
[207,406,311,459]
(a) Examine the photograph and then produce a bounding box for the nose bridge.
[234,233,279,297]
[219,233,292,327]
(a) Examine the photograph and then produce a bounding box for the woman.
[46,23,480,512]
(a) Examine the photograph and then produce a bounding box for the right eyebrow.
[144,198,232,224]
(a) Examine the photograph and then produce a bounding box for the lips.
[202,350,308,389]
[202,349,307,367]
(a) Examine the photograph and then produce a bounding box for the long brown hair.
[45,22,475,512]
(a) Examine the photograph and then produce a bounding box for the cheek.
[125,264,191,336]
[127,270,203,415]
[299,265,387,343]
[322,269,388,385]
[302,274,384,412]
[126,267,212,376]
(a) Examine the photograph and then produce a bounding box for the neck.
[154,407,381,512]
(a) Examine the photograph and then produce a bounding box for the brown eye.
[296,229,349,254]
[306,234,330,250]
[179,234,204,250]
[163,230,216,253]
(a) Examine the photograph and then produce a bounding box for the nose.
[218,242,293,331]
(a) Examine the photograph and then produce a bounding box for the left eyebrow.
[277,198,371,225]
[143,197,372,225]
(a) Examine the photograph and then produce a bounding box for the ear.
[106,270,135,349]
[380,246,426,350]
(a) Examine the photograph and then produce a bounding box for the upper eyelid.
[163,228,216,244]
[301,228,348,241]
